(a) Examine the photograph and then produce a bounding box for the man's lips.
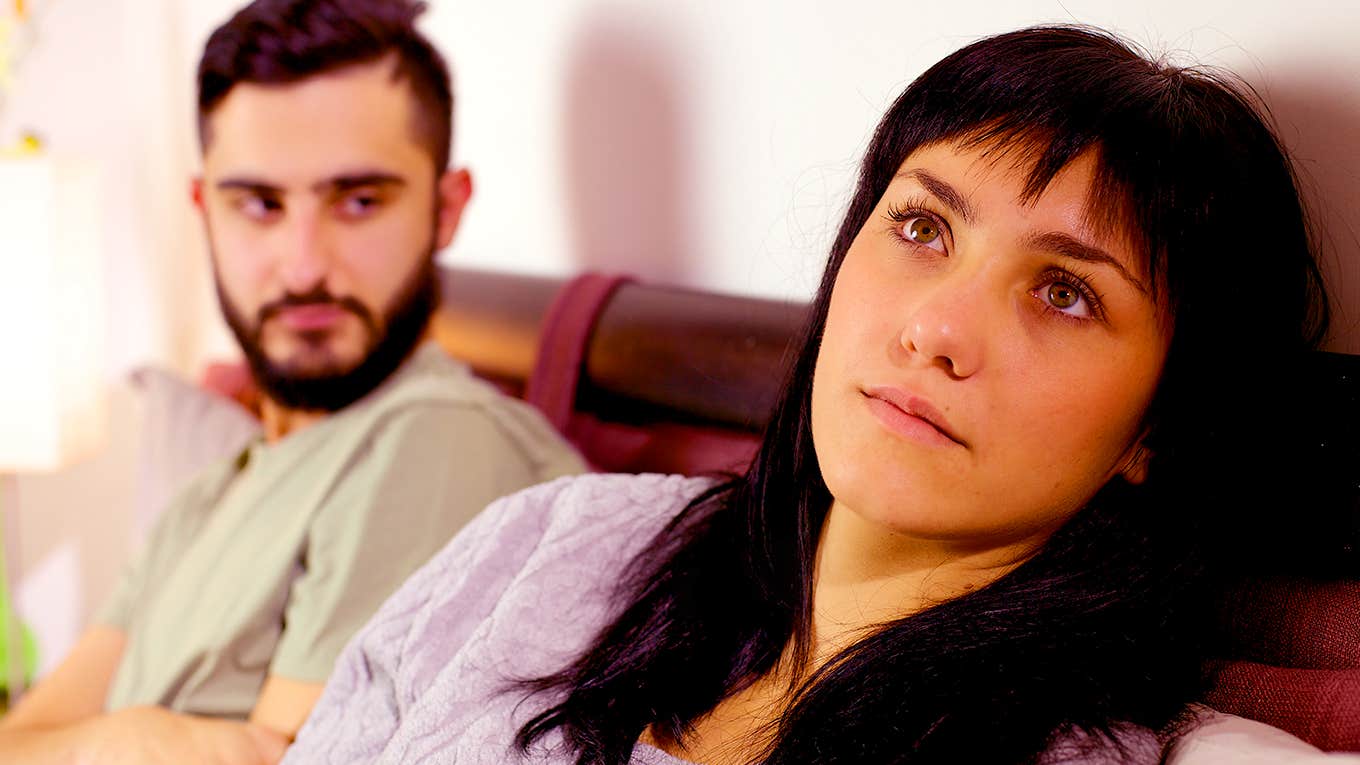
[273,303,348,332]
[861,386,967,447]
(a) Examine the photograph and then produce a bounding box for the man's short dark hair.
[197,0,453,171]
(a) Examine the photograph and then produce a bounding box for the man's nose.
[276,208,332,294]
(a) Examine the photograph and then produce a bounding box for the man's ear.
[434,168,473,250]
[1118,439,1153,485]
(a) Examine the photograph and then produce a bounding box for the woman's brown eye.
[906,217,940,244]
[1048,283,1080,309]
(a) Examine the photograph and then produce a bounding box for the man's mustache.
[256,288,379,334]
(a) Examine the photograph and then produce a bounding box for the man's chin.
[248,342,384,413]
[252,361,381,413]
[245,309,430,413]
[260,322,368,365]
[219,250,440,414]
[262,345,367,382]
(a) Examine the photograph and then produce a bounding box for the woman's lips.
[861,387,966,447]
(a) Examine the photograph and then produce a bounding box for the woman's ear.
[1118,440,1153,485]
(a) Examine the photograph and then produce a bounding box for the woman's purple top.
[282,474,1357,764]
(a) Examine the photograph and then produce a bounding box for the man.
[0,1,585,762]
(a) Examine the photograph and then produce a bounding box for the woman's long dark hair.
[516,26,1332,764]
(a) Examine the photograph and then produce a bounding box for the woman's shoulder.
[392,472,715,600]
[403,472,719,609]
[317,473,721,711]
[482,472,720,578]
[395,473,724,712]
[505,471,721,541]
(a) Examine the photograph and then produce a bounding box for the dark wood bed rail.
[432,266,808,430]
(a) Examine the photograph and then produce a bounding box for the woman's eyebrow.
[891,169,1148,294]
[894,169,978,224]
[1027,231,1149,294]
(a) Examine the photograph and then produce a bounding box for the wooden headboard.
[431,266,806,432]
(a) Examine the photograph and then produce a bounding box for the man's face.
[197,55,469,411]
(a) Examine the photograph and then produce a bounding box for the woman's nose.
[898,273,985,379]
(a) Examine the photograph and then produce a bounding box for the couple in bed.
[3,1,1353,763]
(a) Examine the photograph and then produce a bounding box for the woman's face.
[810,141,1170,551]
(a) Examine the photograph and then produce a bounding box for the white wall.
[6,0,1359,376]
[167,0,1360,351]
[1,0,215,378]
[423,0,1360,352]
[1,0,1358,669]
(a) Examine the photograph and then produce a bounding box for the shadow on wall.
[561,12,694,284]
[1260,65,1360,354]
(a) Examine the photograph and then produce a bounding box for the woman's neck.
[644,500,1056,764]
[808,500,1044,659]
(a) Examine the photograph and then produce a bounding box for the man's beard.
[215,252,440,413]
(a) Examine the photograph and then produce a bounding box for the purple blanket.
[284,474,1356,764]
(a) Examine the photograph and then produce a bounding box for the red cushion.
[1217,578,1360,670]
[1205,661,1360,752]
[564,412,759,476]
[199,361,261,415]
[1207,578,1360,752]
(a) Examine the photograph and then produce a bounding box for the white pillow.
[1169,710,1360,764]
[129,366,261,540]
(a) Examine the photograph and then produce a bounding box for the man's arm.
[0,706,287,765]
[1,626,125,731]
[0,627,125,764]
[249,677,325,740]
[0,627,287,765]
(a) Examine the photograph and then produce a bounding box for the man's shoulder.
[366,344,504,409]
[349,345,586,474]
[358,345,543,429]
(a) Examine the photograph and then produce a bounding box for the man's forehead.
[201,56,429,183]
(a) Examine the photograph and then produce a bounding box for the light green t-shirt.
[95,344,586,718]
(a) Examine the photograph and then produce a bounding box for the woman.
[283,26,1346,765]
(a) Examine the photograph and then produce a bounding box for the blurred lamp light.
[0,156,106,470]
[0,155,105,704]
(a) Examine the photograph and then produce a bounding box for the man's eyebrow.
[213,174,408,195]
[315,173,407,194]
[216,178,282,195]
[894,169,978,225]
[1027,231,1149,294]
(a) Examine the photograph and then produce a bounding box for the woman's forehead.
[894,138,1157,287]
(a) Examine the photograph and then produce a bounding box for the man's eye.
[238,196,282,219]
[338,193,382,217]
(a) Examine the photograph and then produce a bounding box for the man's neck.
[260,399,327,443]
